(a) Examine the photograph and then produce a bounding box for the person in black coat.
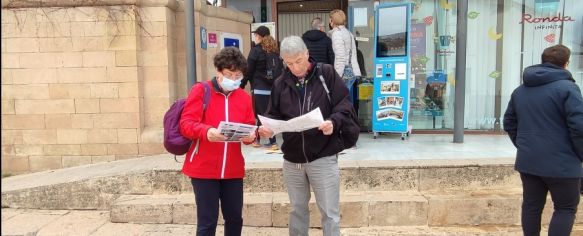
[240,26,281,149]
[504,44,583,236]
[302,17,334,65]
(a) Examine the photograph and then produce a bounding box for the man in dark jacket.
[258,36,354,236]
[504,44,583,236]
[302,17,335,65]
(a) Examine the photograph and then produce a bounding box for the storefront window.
[350,0,582,131]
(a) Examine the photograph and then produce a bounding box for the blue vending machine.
[372,3,412,140]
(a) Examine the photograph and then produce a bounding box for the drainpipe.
[186,0,197,88]
[453,0,467,143]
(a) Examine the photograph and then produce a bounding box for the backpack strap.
[316,63,332,103]
[188,81,211,163]
[201,81,211,111]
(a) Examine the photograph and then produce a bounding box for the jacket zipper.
[221,92,231,179]
[300,85,309,164]
[189,140,199,162]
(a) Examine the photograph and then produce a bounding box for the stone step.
[4,208,583,236]
[110,189,583,228]
[85,224,583,236]
[1,158,519,210]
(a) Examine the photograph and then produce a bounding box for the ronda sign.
[520,13,575,24]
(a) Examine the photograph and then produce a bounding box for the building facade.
[1,0,252,174]
[231,0,583,131]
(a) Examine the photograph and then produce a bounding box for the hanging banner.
[372,3,412,138]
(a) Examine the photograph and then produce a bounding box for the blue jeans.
[191,178,243,236]
[520,172,580,236]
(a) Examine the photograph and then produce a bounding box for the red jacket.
[179,80,256,179]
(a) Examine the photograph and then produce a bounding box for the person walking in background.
[240,26,282,150]
[329,9,361,79]
[355,40,366,77]
[180,47,257,236]
[258,35,356,236]
[504,44,583,236]
[302,17,335,65]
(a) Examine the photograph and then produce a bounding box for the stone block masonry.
[1,0,253,174]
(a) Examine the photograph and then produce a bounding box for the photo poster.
[372,3,411,134]
[251,22,277,42]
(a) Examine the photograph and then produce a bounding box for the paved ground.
[2,134,516,193]
[243,133,516,163]
[0,208,532,236]
[1,134,522,235]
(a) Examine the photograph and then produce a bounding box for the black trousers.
[253,94,276,144]
[520,172,580,236]
[191,178,243,236]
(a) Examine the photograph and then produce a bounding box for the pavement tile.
[36,211,109,236]
[1,208,25,222]
[1,210,69,236]
[89,222,150,236]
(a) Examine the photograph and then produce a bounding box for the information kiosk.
[372,3,412,140]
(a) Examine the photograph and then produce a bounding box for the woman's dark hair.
[541,44,570,67]
[213,47,247,73]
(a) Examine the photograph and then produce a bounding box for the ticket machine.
[371,3,412,139]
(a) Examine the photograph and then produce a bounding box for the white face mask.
[220,76,242,91]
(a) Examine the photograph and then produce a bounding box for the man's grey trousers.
[283,155,340,236]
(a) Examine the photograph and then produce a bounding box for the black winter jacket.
[266,59,352,163]
[302,30,335,65]
[241,43,273,91]
[503,63,583,178]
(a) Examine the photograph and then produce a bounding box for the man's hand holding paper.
[258,108,325,137]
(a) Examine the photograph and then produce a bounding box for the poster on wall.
[410,23,427,73]
[208,32,218,48]
[251,22,276,42]
[220,32,244,52]
[200,26,207,50]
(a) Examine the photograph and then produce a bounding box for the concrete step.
[4,208,583,236]
[110,189,583,228]
[1,156,519,210]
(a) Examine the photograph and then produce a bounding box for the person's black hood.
[302,30,328,42]
[523,63,574,87]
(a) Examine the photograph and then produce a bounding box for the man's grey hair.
[311,17,323,30]
[280,36,308,57]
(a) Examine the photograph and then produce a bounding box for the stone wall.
[1,0,252,174]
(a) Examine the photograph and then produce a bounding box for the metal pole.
[186,0,197,88]
[453,0,468,143]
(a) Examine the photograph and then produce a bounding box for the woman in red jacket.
[179,47,256,236]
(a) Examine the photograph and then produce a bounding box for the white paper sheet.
[353,8,368,27]
[258,108,325,135]
[217,121,258,142]
[395,63,406,80]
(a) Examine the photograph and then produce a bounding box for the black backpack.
[265,52,283,80]
[316,63,360,149]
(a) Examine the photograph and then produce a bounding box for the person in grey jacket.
[504,44,583,236]
[329,9,361,78]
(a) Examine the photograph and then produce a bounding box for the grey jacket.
[330,26,361,77]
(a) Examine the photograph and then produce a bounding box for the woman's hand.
[239,131,256,143]
[207,128,227,142]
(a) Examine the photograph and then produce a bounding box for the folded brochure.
[217,121,258,142]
